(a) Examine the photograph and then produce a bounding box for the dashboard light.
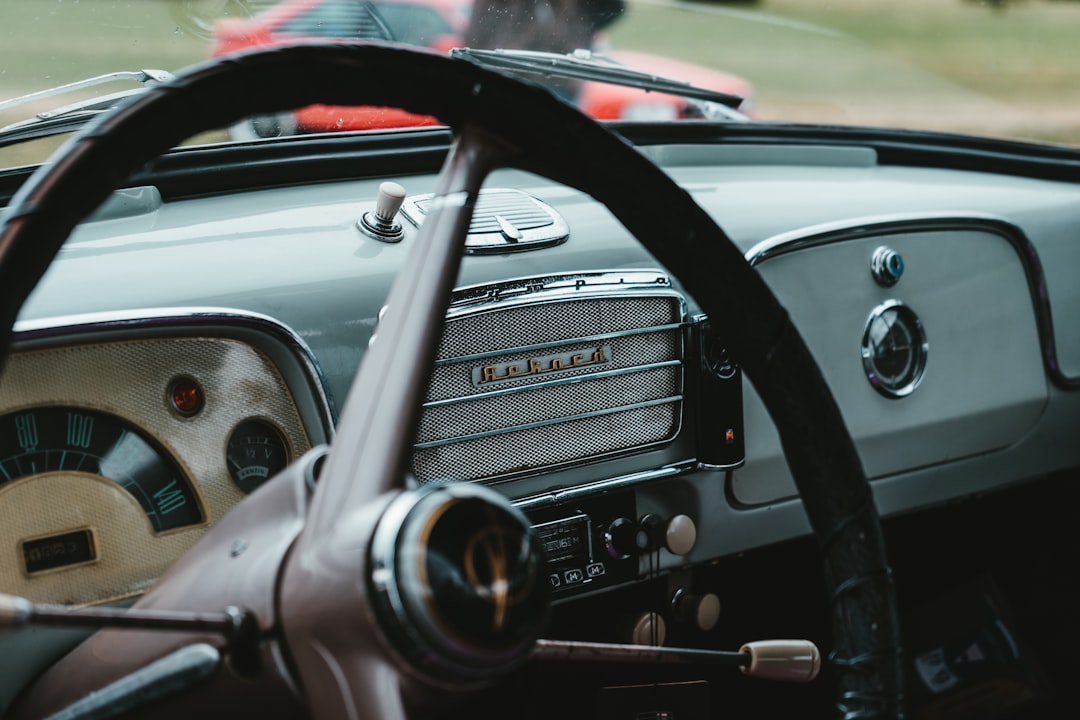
[169,378,204,417]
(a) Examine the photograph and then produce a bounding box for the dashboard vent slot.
[401,188,569,254]
[411,273,685,483]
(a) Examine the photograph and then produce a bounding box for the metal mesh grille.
[413,402,681,482]
[418,365,681,444]
[411,293,684,483]
[437,297,679,360]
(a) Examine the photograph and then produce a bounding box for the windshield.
[1,0,1078,166]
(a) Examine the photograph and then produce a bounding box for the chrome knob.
[871,246,904,287]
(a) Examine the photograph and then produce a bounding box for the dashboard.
[7,140,1080,598]
[3,129,1080,718]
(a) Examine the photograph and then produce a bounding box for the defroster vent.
[401,188,569,254]
[411,273,686,483]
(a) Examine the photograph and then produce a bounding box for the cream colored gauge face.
[0,333,317,606]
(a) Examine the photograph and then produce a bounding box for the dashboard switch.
[871,245,904,287]
[641,513,697,556]
[358,181,406,243]
[665,514,697,556]
[604,517,645,559]
[672,589,721,632]
[622,611,666,647]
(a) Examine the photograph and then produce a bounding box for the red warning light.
[170,378,204,416]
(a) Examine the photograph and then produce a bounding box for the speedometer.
[0,407,202,532]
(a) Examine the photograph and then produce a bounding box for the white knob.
[675,591,721,631]
[627,611,667,647]
[375,181,406,222]
[665,514,697,556]
[739,640,821,683]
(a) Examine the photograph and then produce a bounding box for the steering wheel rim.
[0,43,902,719]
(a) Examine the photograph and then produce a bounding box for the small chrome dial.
[861,300,927,398]
[870,246,905,287]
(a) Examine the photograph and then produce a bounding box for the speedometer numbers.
[0,407,203,532]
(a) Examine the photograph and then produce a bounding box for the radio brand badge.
[473,345,612,387]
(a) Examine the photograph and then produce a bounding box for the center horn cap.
[369,483,549,686]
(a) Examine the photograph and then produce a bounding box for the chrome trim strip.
[434,324,684,366]
[443,271,686,321]
[12,307,337,437]
[745,212,1076,390]
[513,464,694,511]
[423,360,683,408]
[414,395,683,450]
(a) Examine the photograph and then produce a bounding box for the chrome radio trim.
[443,271,683,319]
[414,271,691,485]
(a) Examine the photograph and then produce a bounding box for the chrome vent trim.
[411,272,687,484]
[401,188,569,254]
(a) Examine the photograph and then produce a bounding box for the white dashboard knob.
[375,181,406,222]
[674,591,721,632]
[665,514,697,556]
[626,611,666,647]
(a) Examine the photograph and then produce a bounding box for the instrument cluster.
[0,311,332,606]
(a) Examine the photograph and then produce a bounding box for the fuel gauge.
[227,419,290,494]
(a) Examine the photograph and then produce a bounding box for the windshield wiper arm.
[450,47,745,113]
[0,69,172,150]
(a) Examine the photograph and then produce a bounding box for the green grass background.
[1,0,1079,165]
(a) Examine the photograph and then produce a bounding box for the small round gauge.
[226,420,290,494]
[0,407,202,532]
[862,300,928,398]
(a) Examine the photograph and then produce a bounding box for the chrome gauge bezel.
[861,299,928,399]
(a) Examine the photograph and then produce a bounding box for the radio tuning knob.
[604,517,647,559]
[672,589,721,632]
[621,611,667,647]
[640,513,697,556]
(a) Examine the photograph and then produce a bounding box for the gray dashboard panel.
[732,222,1047,505]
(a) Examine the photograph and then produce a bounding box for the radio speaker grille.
[411,294,684,483]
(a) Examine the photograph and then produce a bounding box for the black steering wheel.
[0,43,902,719]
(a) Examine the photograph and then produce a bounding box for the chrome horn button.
[369,483,549,686]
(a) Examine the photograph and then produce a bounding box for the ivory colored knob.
[739,639,821,683]
[625,611,666,647]
[374,181,406,221]
[675,591,721,631]
[665,514,697,556]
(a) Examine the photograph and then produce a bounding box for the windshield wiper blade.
[0,69,172,150]
[450,47,745,114]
